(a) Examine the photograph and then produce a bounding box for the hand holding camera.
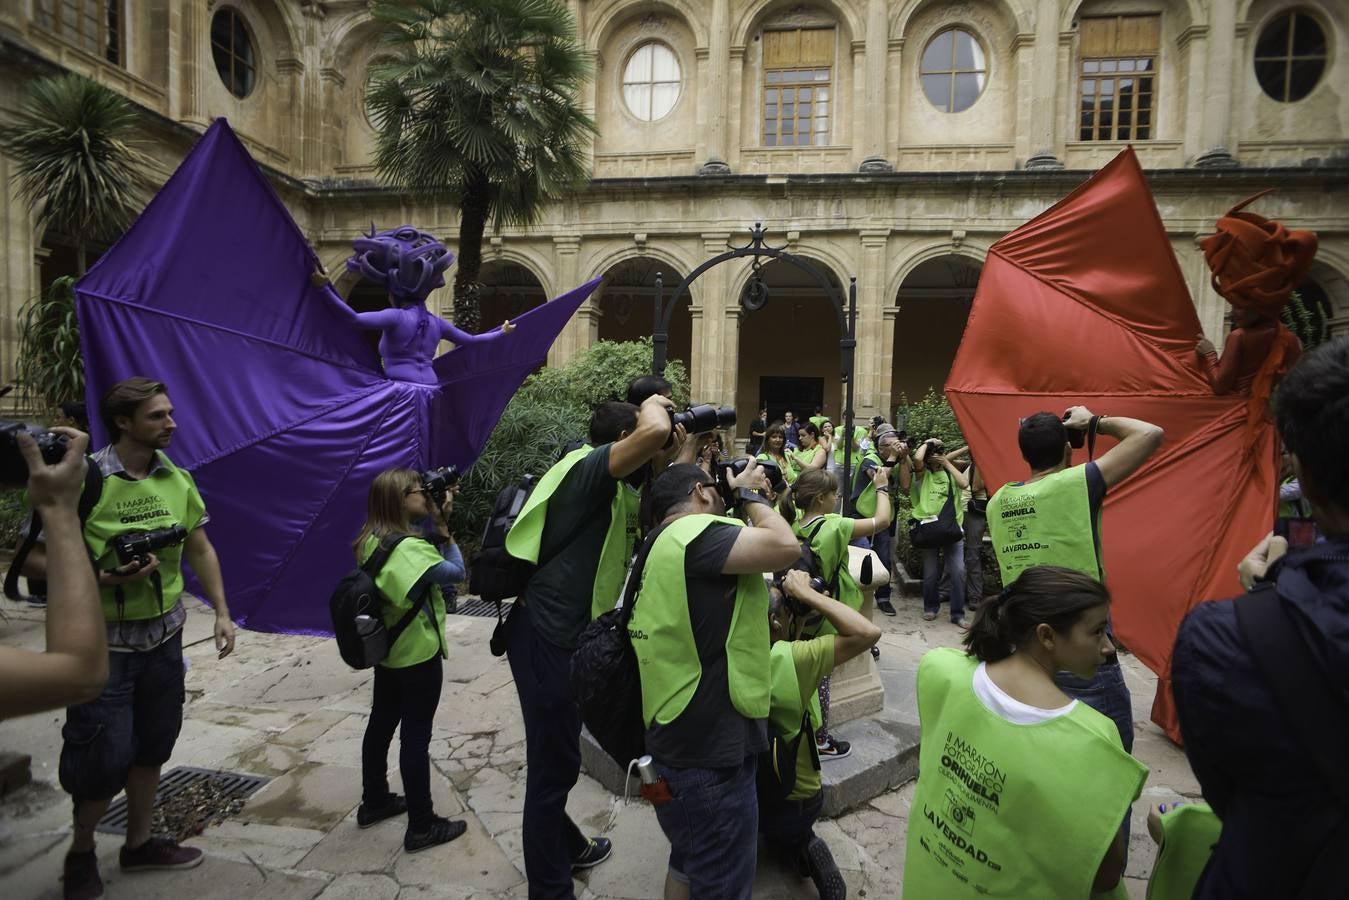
[870,465,892,488]
[727,458,770,493]
[17,426,89,511]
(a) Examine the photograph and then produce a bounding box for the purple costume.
[75,120,598,633]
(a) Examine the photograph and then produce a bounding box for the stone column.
[879,307,899,419]
[178,0,207,126]
[548,235,586,367]
[1024,0,1064,169]
[698,232,732,400]
[1195,2,1238,168]
[857,229,890,415]
[858,0,893,172]
[1178,26,1209,162]
[699,0,731,174]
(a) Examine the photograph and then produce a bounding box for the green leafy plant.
[0,73,152,274]
[15,276,83,415]
[367,0,598,332]
[448,339,688,554]
[1280,290,1328,350]
[895,388,965,447]
[0,487,28,550]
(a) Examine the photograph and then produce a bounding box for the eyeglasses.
[687,481,718,496]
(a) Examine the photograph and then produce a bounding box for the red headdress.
[1199,189,1318,319]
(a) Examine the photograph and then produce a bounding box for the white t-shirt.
[973,662,1076,725]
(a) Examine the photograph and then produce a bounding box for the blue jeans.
[921,540,965,619]
[60,630,184,803]
[1055,658,1135,860]
[871,523,893,602]
[505,604,588,899]
[653,755,759,900]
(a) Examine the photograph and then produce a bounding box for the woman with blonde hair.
[783,466,891,760]
[353,468,467,853]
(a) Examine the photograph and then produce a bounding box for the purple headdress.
[346,224,456,304]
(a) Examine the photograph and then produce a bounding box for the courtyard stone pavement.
[0,592,1201,899]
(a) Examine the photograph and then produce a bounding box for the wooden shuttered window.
[1078,15,1159,141]
[35,0,123,66]
[762,28,834,147]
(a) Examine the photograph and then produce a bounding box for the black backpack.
[758,707,820,803]
[570,522,669,768]
[468,474,539,655]
[330,535,429,669]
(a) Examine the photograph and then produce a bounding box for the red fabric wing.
[947,148,1276,742]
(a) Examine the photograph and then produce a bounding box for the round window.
[919,27,987,113]
[211,8,257,99]
[622,42,682,122]
[1254,10,1327,103]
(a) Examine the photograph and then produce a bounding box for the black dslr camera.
[0,420,71,486]
[666,404,736,447]
[716,456,787,503]
[773,567,828,616]
[1064,413,1087,449]
[421,466,460,504]
[112,526,189,570]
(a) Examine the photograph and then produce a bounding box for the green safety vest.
[1146,803,1221,900]
[852,450,885,518]
[799,514,862,637]
[904,648,1146,900]
[83,452,206,622]
[808,415,828,431]
[627,514,771,728]
[1278,475,1306,518]
[505,445,639,620]
[758,451,801,484]
[986,466,1102,581]
[833,426,867,467]
[767,638,831,801]
[788,445,824,475]
[359,534,447,669]
[910,466,963,527]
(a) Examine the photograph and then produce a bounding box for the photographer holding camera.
[628,460,801,899]
[760,568,881,900]
[353,467,468,853]
[502,393,674,896]
[18,377,236,898]
[898,436,970,624]
[985,407,1162,858]
[0,428,107,719]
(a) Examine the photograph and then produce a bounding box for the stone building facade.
[2,0,1347,427]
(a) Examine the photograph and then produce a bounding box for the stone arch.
[729,239,857,303]
[585,0,709,55]
[887,240,991,303]
[892,0,1032,43]
[890,251,986,409]
[732,0,864,49]
[593,254,695,374]
[477,256,552,333]
[1061,0,1204,33]
[583,243,698,288]
[1300,251,1349,338]
[733,252,849,429]
[223,0,299,64]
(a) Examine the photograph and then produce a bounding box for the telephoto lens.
[666,404,736,447]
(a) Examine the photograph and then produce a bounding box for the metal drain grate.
[455,597,512,618]
[97,766,270,835]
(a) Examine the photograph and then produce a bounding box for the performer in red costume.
[946,151,1319,743]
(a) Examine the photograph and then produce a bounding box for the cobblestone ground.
[0,591,1199,899]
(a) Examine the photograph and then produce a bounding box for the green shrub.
[0,487,28,550]
[895,388,965,447]
[448,338,689,555]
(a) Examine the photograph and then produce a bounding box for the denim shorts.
[59,629,186,802]
[653,755,759,899]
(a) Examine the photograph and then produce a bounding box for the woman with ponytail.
[904,566,1147,899]
[786,467,891,760]
[789,423,830,476]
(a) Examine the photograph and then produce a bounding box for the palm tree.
[0,73,152,274]
[366,0,597,332]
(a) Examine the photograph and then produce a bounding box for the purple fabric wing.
[74,119,591,634]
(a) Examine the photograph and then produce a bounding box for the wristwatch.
[733,488,773,511]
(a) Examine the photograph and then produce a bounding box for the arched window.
[919,28,987,113]
[622,42,682,122]
[1254,10,1328,103]
[211,7,258,99]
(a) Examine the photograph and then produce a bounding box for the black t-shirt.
[644,522,769,769]
[524,444,619,649]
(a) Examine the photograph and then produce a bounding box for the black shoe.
[870,646,880,660]
[572,836,612,869]
[357,793,407,829]
[816,736,851,761]
[403,815,466,853]
[876,599,897,616]
[805,835,847,900]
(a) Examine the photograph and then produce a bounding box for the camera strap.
[3,463,103,600]
[1087,416,1102,461]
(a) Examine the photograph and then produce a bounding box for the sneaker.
[572,836,612,869]
[876,599,897,616]
[357,793,407,828]
[816,736,852,761]
[119,837,203,871]
[63,850,102,900]
[951,616,968,628]
[805,835,847,900]
[404,815,467,853]
[922,611,938,621]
